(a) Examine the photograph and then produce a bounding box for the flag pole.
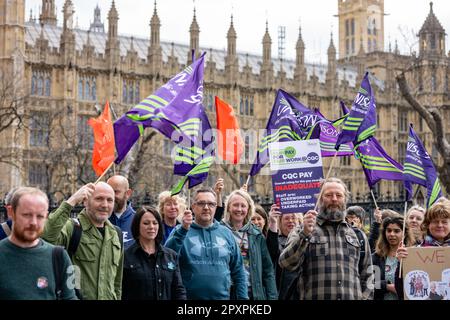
[94,162,114,185]
[370,189,379,209]
[398,200,408,279]
[314,151,338,212]
[245,175,251,187]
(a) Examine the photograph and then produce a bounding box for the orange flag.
[215,96,243,164]
[88,101,115,176]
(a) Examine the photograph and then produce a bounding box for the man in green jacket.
[42,182,124,300]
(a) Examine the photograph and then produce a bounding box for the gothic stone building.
[0,0,448,204]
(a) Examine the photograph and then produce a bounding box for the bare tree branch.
[396,72,436,132]
[219,163,241,189]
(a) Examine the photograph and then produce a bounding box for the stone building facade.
[0,0,448,203]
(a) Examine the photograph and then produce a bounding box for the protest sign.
[402,247,450,300]
[269,139,323,214]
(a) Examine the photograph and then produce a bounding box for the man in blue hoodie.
[107,175,135,249]
[165,187,248,300]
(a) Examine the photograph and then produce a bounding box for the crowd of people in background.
[0,176,449,300]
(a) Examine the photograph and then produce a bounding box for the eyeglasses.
[194,201,217,208]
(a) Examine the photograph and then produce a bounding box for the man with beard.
[42,182,124,300]
[107,175,135,249]
[0,187,77,299]
[279,178,374,300]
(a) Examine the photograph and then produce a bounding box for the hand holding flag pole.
[313,151,339,212]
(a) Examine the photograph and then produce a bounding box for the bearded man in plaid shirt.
[279,177,374,300]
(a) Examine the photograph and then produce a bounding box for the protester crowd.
[0,176,449,300]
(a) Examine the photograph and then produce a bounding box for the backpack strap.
[114,225,123,250]
[1,221,11,236]
[67,218,82,258]
[352,227,366,274]
[52,245,65,300]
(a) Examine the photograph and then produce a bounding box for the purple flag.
[354,137,404,188]
[340,100,350,116]
[114,53,207,163]
[335,72,377,150]
[250,89,313,176]
[307,109,354,157]
[404,124,442,207]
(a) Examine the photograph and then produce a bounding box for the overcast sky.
[26,0,450,64]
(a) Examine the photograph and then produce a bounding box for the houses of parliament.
[0,0,448,204]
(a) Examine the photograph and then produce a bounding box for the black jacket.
[372,253,388,300]
[122,242,186,300]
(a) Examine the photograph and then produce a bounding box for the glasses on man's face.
[194,201,217,208]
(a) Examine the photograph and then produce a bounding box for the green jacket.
[42,201,124,300]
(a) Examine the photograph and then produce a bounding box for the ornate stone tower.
[418,2,446,59]
[39,0,57,26]
[337,0,384,59]
[0,0,26,190]
[188,8,200,64]
[89,4,105,33]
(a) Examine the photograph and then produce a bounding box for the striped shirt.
[279,216,374,300]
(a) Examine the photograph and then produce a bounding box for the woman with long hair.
[372,214,412,300]
[222,190,277,300]
[251,204,269,238]
[122,206,186,300]
[405,205,426,245]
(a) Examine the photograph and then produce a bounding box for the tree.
[396,72,450,194]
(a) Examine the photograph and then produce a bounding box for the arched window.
[240,97,244,114]
[245,98,249,115]
[45,77,51,96]
[91,78,96,100]
[78,79,83,99]
[135,82,140,104]
[430,34,436,49]
[85,79,91,100]
[250,98,254,116]
[31,74,37,95]
[122,80,127,103]
[37,76,43,96]
[128,83,134,104]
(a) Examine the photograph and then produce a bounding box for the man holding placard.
[279,177,374,300]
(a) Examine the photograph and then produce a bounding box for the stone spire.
[39,0,57,26]
[89,4,105,33]
[148,0,162,68]
[188,7,200,64]
[294,24,307,92]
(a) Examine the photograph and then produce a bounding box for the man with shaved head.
[42,182,124,300]
[107,175,135,248]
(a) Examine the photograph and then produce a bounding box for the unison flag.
[215,96,243,164]
[354,137,404,188]
[88,101,115,176]
[404,124,442,207]
[307,109,354,157]
[335,72,377,150]
[114,53,207,163]
[249,89,312,176]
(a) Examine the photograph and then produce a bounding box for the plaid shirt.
[279,216,374,300]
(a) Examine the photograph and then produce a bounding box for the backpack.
[1,221,11,237]
[283,226,367,300]
[65,218,124,299]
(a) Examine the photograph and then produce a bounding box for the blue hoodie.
[165,220,248,300]
[108,203,135,249]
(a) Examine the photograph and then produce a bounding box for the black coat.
[122,242,186,300]
[372,253,388,300]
